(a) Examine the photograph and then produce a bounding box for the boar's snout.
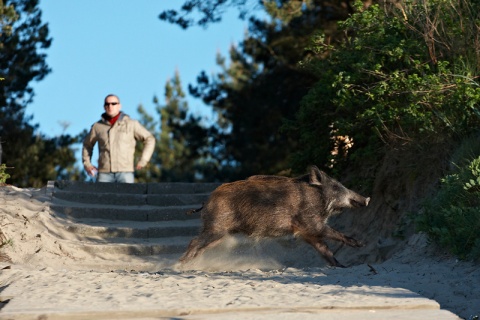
[350,196,370,208]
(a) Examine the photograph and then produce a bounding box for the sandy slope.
[0,185,478,319]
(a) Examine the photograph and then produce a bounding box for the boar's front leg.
[292,219,345,267]
[322,225,364,248]
[304,236,346,268]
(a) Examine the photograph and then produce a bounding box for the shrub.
[417,136,480,260]
[0,164,11,185]
[290,0,480,175]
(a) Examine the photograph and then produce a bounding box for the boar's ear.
[308,165,325,186]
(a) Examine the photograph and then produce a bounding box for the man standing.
[82,94,155,183]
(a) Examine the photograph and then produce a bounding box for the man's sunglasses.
[104,102,119,106]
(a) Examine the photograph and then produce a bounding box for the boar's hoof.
[332,258,346,268]
[345,236,364,248]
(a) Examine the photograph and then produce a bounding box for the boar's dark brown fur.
[180,165,370,267]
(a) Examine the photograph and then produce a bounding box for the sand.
[0,185,479,319]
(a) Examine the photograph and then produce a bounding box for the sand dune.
[0,185,478,319]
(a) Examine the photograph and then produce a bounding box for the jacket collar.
[101,112,127,125]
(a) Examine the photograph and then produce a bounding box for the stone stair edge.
[53,235,192,256]
[56,217,202,228]
[51,192,209,207]
[49,199,201,210]
[60,217,199,230]
[51,180,222,195]
[69,231,195,241]
[63,220,201,239]
[50,206,200,222]
[52,190,214,197]
[71,234,193,245]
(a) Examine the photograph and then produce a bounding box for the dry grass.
[0,227,12,263]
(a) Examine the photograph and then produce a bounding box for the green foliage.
[158,0,248,29]
[162,0,360,179]
[0,163,11,184]
[190,12,328,178]
[0,0,18,37]
[418,137,480,260]
[159,0,353,29]
[153,0,480,260]
[283,0,480,259]
[289,0,480,175]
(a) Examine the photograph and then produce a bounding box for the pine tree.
[163,0,357,178]
[0,0,78,187]
[136,71,218,182]
[135,103,161,182]
[156,71,192,181]
[190,21,319,178]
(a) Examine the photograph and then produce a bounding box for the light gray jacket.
[82,113,155,173]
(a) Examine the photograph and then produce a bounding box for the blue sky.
[28,0,252,138]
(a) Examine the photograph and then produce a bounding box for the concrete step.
[50,202,202,221]
[45,181,216,262]
[63,219,201,239]
[54,180,221,195]
[58,235,193,256]
[52,190,210,206]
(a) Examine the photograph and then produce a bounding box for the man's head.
[104,94,121,117]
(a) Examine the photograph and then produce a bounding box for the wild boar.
[180,165,370,267]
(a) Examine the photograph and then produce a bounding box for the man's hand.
[86,166,98,176]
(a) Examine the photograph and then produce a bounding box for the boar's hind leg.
[179,237,202,263]
[323,226,363,248]
[179,232,225,263]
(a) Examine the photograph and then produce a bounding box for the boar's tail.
[186,203,204,215]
